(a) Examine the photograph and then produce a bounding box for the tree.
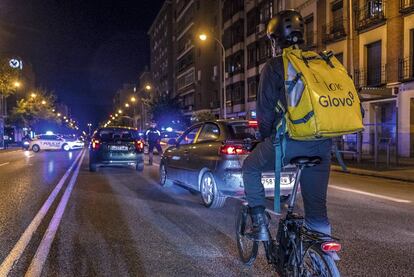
[147,94,188,129]
[193,111,217,123]
[9,88,58,128]
[0,58,20,97]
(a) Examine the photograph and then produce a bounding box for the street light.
[30,93,37,99]
[118,109,123,114]
[13,81,21,88]
[198,33,227,119]
[145,85,152,91]
[57,113,61,117]
[130,96,136,103]
[41,100,46,105]
[125,103,130,108]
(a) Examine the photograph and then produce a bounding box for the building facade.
[148,0,175,97]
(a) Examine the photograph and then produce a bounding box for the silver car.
[159,120,296,208]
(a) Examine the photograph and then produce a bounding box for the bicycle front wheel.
[235,204,259,266]
[302,245,340,277]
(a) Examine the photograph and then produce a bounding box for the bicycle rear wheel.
[302,245,340,277]
[235,204,259,266]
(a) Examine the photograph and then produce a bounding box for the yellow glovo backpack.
[278,46,364,140]
[273,46,364,213]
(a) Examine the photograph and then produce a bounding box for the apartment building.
[173,0,221,117]
[148,0,174,97]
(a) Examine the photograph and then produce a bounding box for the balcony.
[322,19,347,44]
[355,1,386,32]
[399,56,414,81]
[354,65,387,88]
[400,0,414,14]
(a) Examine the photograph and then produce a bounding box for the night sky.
[0,0,164,129]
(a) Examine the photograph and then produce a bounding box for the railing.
[400,0,414,13]
[322,19,347,44]
[355,0,386,32]
[399,56,414,81]
[354,65,387,87]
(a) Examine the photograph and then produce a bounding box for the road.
[0,148,413,276]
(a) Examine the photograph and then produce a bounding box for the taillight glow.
[248,120,258,127]
[321,242,341,252]
[135,140,144,151]
[220,145,249,155]
[92,139,100,150]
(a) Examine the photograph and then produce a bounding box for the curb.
[331,165,414,183]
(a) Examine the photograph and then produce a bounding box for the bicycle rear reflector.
[321,242,341,252]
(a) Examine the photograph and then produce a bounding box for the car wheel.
[200,172,226,208]
[89,163,97,172]
[136,162,144,172]
[159,162,173,187]
[32,144,40,152]
[62,144,70,151]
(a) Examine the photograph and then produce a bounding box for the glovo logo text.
[319,81,355,108]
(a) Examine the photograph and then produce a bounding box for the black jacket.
[257,56,285,140]
[145,127,161,144]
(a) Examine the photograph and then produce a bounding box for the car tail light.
[135,140,144,151]
[220,145,249,155]
[321,242,341,252]
[248,120,258,127]
[92,139,100,150]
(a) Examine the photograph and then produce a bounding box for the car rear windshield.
[97,128,139,141]
[228,122,258,140]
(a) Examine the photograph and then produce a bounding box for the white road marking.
[0,150,84,277]
[25,150,85,277]
[330,185,412,204]
[0,162,10,167]
[153,162,160,166]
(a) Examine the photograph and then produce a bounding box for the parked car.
[89,127,145,172]
[29,134,72,152]
[159,120,296,208]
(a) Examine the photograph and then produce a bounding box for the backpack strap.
[274,117,286,213]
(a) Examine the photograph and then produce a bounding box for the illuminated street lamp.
[145,85,152,91]
[115,114,118,117]
[198,32,227,119]
[63,116,67,119]
[118,109,123,114]
[41,100,47,105]
[130,96,136,102]
[125,103,130,108]
[30,93,37,99]
[13,81,21,88]
[57,113,61,117]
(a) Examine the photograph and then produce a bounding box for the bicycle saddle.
[290,156,321,167]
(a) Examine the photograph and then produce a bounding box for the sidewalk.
[331,161,414,183]
[0,147,21,154]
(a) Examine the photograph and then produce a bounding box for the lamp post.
[199,33,227,119]
[87,123,92,136]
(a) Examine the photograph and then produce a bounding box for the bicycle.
[236,156,341,276]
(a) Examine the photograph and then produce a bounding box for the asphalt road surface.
[0,149,413,276]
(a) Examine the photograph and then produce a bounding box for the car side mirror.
[168,138,177,146]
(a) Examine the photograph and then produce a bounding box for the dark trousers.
[242,137,333,235]
[148,142,163,163]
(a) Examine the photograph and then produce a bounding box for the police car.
[29,134,72,152]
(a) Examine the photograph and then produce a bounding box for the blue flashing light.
[45,131,54,135]
[166,127,173,132]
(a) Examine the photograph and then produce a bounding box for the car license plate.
[261,176,291,188]
[110,145,128,151]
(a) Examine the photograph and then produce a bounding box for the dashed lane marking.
[0,162,10,167]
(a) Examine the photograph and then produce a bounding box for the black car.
[89,127,145,172]
[159,120,296,208]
